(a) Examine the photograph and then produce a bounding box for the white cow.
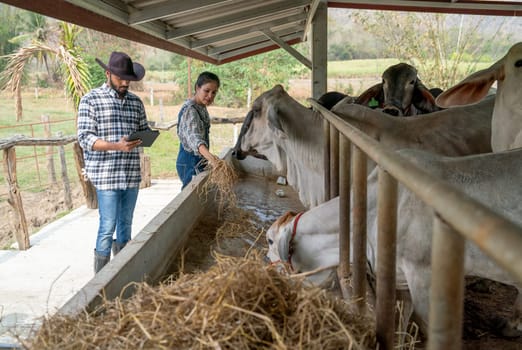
[233,85,493,208]
[436,41,522,152]
[266,148,522,336]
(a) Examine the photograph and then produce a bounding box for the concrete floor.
[0,179,182,348]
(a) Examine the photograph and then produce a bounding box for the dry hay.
[28,255,376,350]
[200,158,239,216]
[215,206,263,247]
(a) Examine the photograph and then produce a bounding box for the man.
[77,51,149,273]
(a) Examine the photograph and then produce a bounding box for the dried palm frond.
[0,39,89,121]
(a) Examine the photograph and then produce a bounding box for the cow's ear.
[412,81,439,113]
[267,104,285,133]
[436,61,501,108]
[355,83,384,108]
[277,224,293,262]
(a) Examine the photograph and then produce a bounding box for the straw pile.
[200,158,240,215]
[29,255,376,350]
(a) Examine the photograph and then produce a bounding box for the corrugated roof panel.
[1,0,521,64]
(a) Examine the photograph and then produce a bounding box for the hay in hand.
[200,158,239,216]
[29,255,376,350]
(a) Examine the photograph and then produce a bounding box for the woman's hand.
[198,144,219,167]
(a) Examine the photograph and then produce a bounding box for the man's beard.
[110,79,128,98]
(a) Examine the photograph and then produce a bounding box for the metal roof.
[1,0,522,65]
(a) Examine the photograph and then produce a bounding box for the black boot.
[94,250,110,273]
[111,240,126,257]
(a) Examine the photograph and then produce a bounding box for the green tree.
[352,10,512,89]
[173,46,308,107]
[0,4,24,71]
[8,11,54,81]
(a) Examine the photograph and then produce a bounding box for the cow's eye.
[268,239,274,245]
[409,79,415,85]
[515,59,522,67]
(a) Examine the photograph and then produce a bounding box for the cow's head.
[232,85,292,171]
[356,62,439,116]
[266,211,297,264]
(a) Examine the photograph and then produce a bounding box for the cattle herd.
[233,42,522,341]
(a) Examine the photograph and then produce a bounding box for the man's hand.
[119,136,142,152]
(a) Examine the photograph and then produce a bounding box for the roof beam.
[262,29,312,69]
[329,0,522,16]
[207,27,301,55]
[216,32,304,61]
[166,0,310,40]
[302,0,323,40]
[190,13,307,49]
[129,0,233,25]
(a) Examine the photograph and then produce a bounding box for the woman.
[176,71,220,188]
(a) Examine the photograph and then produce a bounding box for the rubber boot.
[94,250,110,273]
[111,240,126,257]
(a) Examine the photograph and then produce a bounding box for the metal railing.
[309,99,522,350]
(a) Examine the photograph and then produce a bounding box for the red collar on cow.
[287,211,304,271]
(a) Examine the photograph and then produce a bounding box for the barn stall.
[2,1,522,349]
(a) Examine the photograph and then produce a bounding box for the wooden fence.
[0,135,153,250]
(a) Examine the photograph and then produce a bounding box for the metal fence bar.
[352,145,368,312]
[376,168,398,350]
[339,135,351,282]
[308,98,522,281]
[330,126,339,198]
[323,119,331,201]
[308,98,522,348]
[428,216,465,350]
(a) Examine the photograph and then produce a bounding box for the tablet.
[127,129,160,147]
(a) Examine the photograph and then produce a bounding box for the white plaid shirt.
[77,83,149,190]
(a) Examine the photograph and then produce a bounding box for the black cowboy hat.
[95,51,145,81]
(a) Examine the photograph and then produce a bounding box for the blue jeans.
[176,145,205,189]
[95,187,139,257]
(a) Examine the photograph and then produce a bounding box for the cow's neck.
[279,105,326,207]
[491,90,522,151]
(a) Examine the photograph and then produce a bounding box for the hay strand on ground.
[29,255,376,350]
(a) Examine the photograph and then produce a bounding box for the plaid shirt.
[177,99,210,155]
[77,83,149,190]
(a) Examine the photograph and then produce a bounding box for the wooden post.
[57,132,72,209]
[139,148,151,188]
[42,115,57,185]
[2,147,30,250]
[72,142,97,209]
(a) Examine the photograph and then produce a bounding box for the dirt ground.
[0,184,85,248]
